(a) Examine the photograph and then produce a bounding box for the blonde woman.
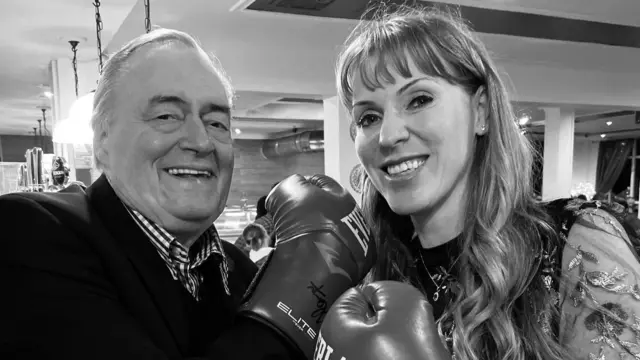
[317,5,640,360]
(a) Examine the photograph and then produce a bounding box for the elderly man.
[0,29,375,360]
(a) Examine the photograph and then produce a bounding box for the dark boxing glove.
[239,174,376,359]
[314,281,451,360]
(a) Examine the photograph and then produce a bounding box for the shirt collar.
[124,205,227,264]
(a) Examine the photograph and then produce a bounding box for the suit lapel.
[86,175,189,353]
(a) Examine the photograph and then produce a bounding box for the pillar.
[323,97,362,203]
[637,166,640,219]
[542,107,575,201]
[50,58,100,183]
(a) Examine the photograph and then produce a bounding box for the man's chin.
[167,205,220,223]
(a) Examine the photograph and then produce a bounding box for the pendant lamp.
[52,91,94,145]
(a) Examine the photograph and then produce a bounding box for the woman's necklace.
[417,249,461,302]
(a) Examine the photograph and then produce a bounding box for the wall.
[0,135,53,162]
[572,139,599,192]
[227,139,324,208]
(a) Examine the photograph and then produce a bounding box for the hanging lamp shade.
[52,91,95,145]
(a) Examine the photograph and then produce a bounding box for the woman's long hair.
[337,4,572,360]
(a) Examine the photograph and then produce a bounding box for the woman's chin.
[387,198,426,216]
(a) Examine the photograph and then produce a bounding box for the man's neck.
[176,234,200,250]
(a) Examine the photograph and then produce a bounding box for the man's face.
[98,44,234,240]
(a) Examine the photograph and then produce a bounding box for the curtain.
[596,139,634,194]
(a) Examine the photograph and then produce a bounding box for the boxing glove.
[314,281,451,360]
[239,174,376,359]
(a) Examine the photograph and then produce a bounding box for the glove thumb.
[305,174,351,199]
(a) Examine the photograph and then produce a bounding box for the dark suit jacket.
[0,175,300,360]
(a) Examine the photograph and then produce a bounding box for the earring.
[481,125,486,132]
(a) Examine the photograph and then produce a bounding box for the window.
[612,159,632,196]
[615,138,640,200]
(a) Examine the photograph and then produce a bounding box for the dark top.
[0,175,299,360]
[410,235,461,320]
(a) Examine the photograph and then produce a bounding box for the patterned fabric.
[552,200,640,359]
[126,207,230,300]
[412,198,640,359]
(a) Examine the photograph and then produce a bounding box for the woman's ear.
[473,87,488,136]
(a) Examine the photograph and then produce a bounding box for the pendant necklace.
[417,249,461,302]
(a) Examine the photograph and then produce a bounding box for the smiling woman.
[312,3,640,360]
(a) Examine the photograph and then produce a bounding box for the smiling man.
[0,29,302,360]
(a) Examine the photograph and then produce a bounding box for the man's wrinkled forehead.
[119,44,231,108]
[128,43,215,81]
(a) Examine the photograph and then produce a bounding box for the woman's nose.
[378,111,410,148]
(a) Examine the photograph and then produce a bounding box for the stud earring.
[481,125,486,132]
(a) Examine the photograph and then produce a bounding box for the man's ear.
[473,86,488,136]
[94,129,109,166]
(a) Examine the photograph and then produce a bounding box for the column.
[50,58,100,182]
[542,107,575,201]
[323,97,362,203]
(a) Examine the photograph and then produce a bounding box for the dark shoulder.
[0,190,89,218]
[0,191,102,273]
[0,192,63,222]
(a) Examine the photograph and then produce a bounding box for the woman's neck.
[411,187,466,249]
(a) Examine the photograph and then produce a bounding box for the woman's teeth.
[386,158,426,176]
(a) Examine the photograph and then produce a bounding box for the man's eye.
[210,122,229,131]
[156,114,179,121]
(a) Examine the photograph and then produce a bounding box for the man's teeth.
[386,159,426,176]
[167,168,212,177]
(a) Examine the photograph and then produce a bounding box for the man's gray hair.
[91,28,234,171]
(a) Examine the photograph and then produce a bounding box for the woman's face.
[352,59,487,217]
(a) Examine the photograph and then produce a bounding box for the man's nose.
[181,115,215,153]
[378,110,410,148]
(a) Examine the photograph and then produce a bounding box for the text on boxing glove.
[277,302,317,341]
[340,209,370,256]
[315,331,346,360]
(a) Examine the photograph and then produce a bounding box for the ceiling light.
[52,91,94,145]
[234,128,242,134]
[43,91,53,98]
[606,121,612,126]
[600,134,606,138]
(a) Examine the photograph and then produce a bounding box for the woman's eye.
[408,95,433,110]
[357,113,381,127]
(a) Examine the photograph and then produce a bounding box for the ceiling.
[574,112,640,140]
[1,0,639,139]
[0,0,137,136]
[232,93,323,139]
[519,106,640,140]
[426,0,640,26]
